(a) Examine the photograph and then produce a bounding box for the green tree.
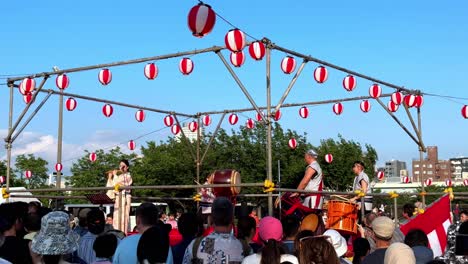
[14,154,49,189]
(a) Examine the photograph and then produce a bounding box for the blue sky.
[1,0,467,176]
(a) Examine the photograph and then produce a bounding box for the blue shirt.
[78,232,97,264]
[113,234,173,264]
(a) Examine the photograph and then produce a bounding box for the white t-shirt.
[242,253,298,264]
[304,161,323,192]
[182,232,245,264]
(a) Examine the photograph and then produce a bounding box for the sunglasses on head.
[299,235,332,244]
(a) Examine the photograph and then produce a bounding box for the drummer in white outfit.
[291,149,324,210]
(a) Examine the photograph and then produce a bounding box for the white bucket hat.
[324,229,348,257]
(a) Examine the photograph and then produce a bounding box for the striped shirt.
[78,231,98,264]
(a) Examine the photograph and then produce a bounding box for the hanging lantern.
[255,111,264,122]
[23,93,34,104]
[98,69,112,85]
[230,51,245,67]
[313,66,328,83]
[414,95,424,108]
[333,103,343,115]
[402,176,410,183]
[288,138,297,149]
[225,29,246,52]
[369,84,382,98]
[0,176,5,184]
[202,115,212,126]
[462,105,468,119]
[55,163,63,172]
[273,110,282,121]
[425,178,433,186]
[102,104,114,117]
[163,115,174,127]
[445,178,452,187]
[187,3,216,37]
[25,170,32,179]
[66,98,77,111]
[56,74,70,90]
[281,56,296,74]
[404,94,417,107]
[128,140,136,150]
[135,109,145,122]
[391,92,403,105]
[343,75,357,91]
[463,179,468,186]
[246,118,255,129]
[20,78,35,94]
[188,121,198,132]
[179,58,194,75]
[228,114,239,125]
[144,63,158,80]
[248,41,265,60]
[360,100,371,113]
[89,152,97,162]
[299,106,309,119]
[377,171,385,181]
[325,154,333,164]
[387,101,399,112]
[171,125,181,135]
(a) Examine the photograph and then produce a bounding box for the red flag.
[400,194,451,257]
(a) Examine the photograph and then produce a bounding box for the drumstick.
[330,195,351,202]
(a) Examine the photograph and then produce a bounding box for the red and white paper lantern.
[360,100,371,113]
[144,63,158,80]
[391,92,403,105]
[463,179,468,186]
[89,152,97,162]
[66,98,77,111]
[171,125,181,135]
[377,171,385,181]
[163,115,174,127]
[248,41,265,60]
[404,94,417,107]
[288,138,297,149]
[202,115,212,126]
[23,93,34,104]
[281,56,296,74]
[25,170,32,179]
[246,118,255,129]
[333,103,343,115]
[369,84,382,98]
[299,106,309,119]
[179,58,194,75]
[325,154,333,164]
[343,75,357,91]
[188,121,198,132]
[187,3,216,37]
[445,179,452,187]
[462,105,468,119]
[313,66,328,83]
[230,51,245,67]
[387,101,399,112]
[402,176,410,183]
[98,69,112,85]
[20,78,35,94]
[425,178,433,186]
[414,95,424,108]
[255,111,264,122]
[128,140,136,150]
[56,74,70,90]
[55,163,63,172]
[273,110,282,121]
[0,176,5,184]
[135,109,145,122]
[102,104,113,117]
[225,29,246,52]
[228,114,238,125]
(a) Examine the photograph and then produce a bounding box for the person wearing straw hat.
[31,211,80,264]
[291,149,324,210]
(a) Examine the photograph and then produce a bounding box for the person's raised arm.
[291,167,316,197]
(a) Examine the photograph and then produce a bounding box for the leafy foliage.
[14,154,49,188]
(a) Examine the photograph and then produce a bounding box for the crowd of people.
[0,197,466,264]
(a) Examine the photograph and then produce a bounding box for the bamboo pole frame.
[4,40,436,215]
